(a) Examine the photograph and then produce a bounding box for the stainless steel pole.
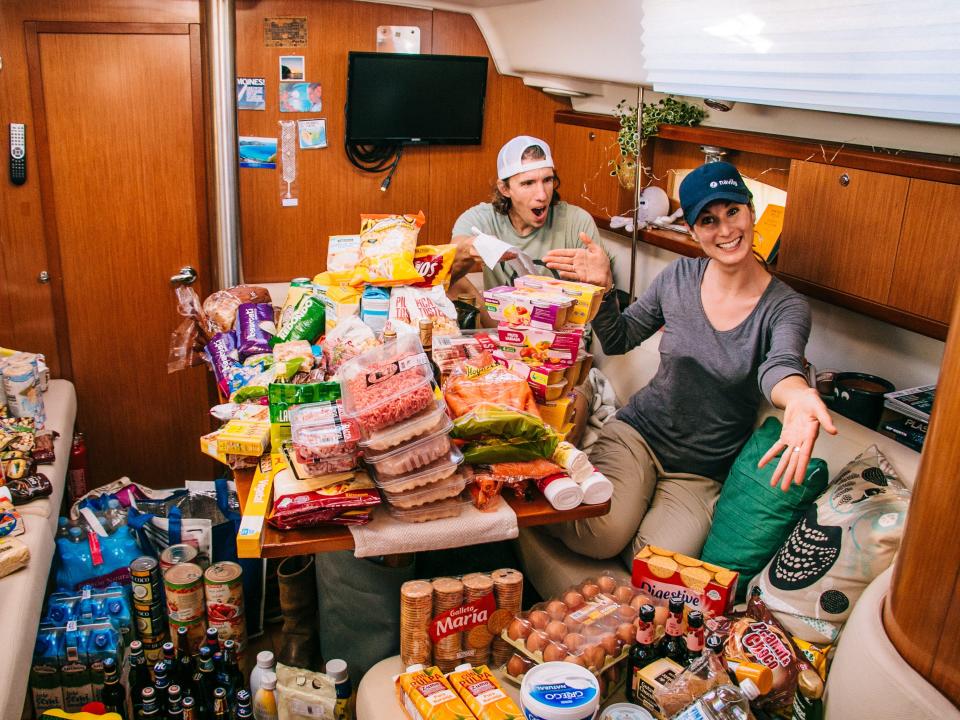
[628,86,643,304]
[206,0,241,288]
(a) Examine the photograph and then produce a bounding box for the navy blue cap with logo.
[679,161,753,227]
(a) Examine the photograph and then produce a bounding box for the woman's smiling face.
[691,200,757,266]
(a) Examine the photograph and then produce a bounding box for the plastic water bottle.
[325,659,354,720]
[670,682,759,719]
[249,650,276,698]
[252,671,279,720]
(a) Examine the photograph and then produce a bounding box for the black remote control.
[10,123,26,185]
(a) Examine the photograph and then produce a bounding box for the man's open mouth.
[531,206,546,219]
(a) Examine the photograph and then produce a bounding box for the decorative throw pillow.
[749,445,910,643]
[701,417,830,601]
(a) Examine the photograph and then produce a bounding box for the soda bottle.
[657,598,688,666]
[252,671,279,720]
[212,686,229,719]
[626,604,660,703]
[670,682,759,719]
[685,611,705,663]
[140,686,160,719]
[68,432,89,502]
[101,657,128,720]
[182,695,198,720]
[167,684,184,719]
[249,651,276,699]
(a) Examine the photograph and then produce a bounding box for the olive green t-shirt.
[452,201,601,288]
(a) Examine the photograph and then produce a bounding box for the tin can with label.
[130,556,163,605]
[140,635,165,663]
[208,614,247,658]
[168,616,207,654]
[205,561,247,652]
[134,604,167,638]
[163,562,205,623]
[159,543,199,575]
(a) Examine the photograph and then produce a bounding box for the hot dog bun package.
[351,211,425,287]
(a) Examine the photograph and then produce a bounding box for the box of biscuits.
[400,568,523,673]
[631,545,738,618]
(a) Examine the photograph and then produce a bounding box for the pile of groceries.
[171,211,615,542]
[391,545,829,720]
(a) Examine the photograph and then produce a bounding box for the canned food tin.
[134,604,167,638]
[168,616,207,655]
[130,557,162,605]
[163,562,205,622]
[204,562,244,622]
[140,636,165,663]
[208,615,247,657]
[160,544,199,574]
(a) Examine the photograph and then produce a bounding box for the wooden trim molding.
[555,110,619,132]
[29,21,191,35]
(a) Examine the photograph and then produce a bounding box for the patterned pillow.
[749,445,910,643]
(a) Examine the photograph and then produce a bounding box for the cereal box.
[631,545,738,618]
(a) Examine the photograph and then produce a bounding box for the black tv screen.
[346,52,488,145]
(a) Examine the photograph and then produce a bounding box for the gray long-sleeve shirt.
[593,257,810,481]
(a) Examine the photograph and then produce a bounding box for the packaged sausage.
[289,401,361,457]
[268,466,380,529]
[351,212,425,287]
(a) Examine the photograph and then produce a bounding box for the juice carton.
[395,665,476,720]
[86,622,120,702]
[448,664,523,719]
[60,621,93,711]
[31,625,65,715]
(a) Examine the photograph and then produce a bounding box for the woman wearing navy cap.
[542,161,835,562]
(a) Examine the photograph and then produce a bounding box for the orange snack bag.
[448,664,523,720]
[395,665,478,720]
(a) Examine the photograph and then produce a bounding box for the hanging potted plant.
[610,96,708,190]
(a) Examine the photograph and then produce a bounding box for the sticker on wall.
[298,119,327,149]
[236,77,266,111]
[279,121,299,207]
[279,55,305,81]
[239,136,277,169]
[280,82,321,113]
[264,17,307,47]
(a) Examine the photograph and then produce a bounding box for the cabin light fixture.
[541,87,587,98]
[703,98,736,112]
[700,145,728,163]
[521,73,601,98]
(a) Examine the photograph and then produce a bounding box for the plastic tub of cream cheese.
[520,661,600,720]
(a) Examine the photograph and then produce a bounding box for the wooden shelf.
[234,469,611,559]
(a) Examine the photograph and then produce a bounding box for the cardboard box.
[513,275,605,325]
[632,545,738,618]
[633,657,683,719]
[236,455,279,558]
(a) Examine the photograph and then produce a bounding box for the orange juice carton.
[395,665,477,720]
[631,545,738,618]
[448,664,523,719]
[513,275,606,325]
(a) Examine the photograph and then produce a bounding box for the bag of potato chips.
[351,211,425,287]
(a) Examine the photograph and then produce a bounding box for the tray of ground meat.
[381,471,468,509]
[372,447,464,493]
[359,400,449,452]
[362,417,453,476]
[385,489,471,523]
[339,335,437,433]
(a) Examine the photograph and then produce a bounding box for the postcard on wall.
[279,55,305,81]
[239,136,277,169]
[236,77,266,110]
[298,119,327,149]
[264,17,307,47]
[280,82,322,113]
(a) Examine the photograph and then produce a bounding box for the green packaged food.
[271,294,326,346]
[268,381,341,423]
[450,403,556,443]
[460,437,559,464]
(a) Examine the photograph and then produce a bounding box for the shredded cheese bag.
[351,211,425,287]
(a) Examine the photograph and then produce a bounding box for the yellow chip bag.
[413,244,457,289]
[351,211,425,287]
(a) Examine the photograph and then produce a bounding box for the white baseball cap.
[497,135,554,180]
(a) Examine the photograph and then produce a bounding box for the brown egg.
[546,620,567,642]
[617,604,638,623]
[597,575,618,594]
[526,630,548,654]
[564,653,586,667]
[546,600,568,621]
[508,618,532,641]
[654,604,669,628]
[507,654,527,677]
[581,583,600,600]
[598,632,619,658]
[584,644,606,670]
[630,593,654,610]
[616,622,636,645]
[543,642,567,662]
[563,616,584,634]
[563,632,586,651]
[529,610,550,630]
[563,590,585,610]
[614,585,635,605]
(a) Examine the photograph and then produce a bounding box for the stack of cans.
[130,556,166,662]
[164,562,207,653]
[204,561,247,657]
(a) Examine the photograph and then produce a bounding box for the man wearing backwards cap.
[449,135,607,295]
[539,160,835,565]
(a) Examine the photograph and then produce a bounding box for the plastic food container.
[289,402,361,457]
[380,471,467,509]
[513,275,606,326]
[484,286,574,330]
[520,661,600,720]
[598,703,654,720]
[363,418,453,476]
[373,447,464,493]
[339,335,436,433]
[359,400,449,452]
[287,442,359,477]
[385,489,471,523]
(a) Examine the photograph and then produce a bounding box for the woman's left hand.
[759,386,837,492]
[543,233,613,289]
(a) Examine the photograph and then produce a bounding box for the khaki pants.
[548,419,721,564]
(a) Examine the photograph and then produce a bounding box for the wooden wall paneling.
[885,276,960,705]
[777,160,907,304]
[887,179,960,324]
[235,0,435,281]
[552,122,622,221]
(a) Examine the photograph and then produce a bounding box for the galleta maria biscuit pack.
[631,545,738,618]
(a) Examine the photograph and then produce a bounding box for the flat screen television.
[346,52,488,145]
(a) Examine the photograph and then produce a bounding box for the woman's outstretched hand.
[543,233,613,289]
[759,385,837,492]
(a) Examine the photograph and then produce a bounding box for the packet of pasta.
[351,211,425,287]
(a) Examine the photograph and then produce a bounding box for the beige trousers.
[548,418,721,564]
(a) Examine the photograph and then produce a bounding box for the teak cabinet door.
[553,122,624,220]
[778,160,909,304]
[888,179,960,324]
